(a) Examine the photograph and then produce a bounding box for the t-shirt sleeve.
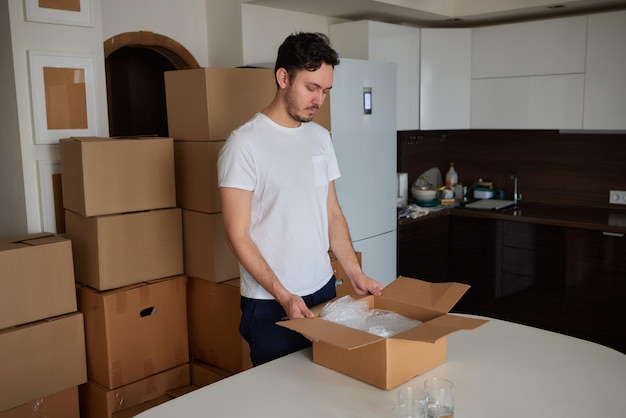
[217,131,256,191]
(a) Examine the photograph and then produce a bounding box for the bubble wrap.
[320,296,422,337]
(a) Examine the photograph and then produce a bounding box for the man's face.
[283,63,333,123]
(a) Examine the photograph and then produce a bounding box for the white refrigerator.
[330,58,398,287]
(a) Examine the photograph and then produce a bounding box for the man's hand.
[278,293,317,342]
[351,273,383,297]
[279,293,315,319]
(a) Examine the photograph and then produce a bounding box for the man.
[217,32,383,366]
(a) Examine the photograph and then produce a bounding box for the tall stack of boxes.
[164,67,352,376]
[60,136,190,418]
[1,66,357,417]
[0,233,87,417]
[164,67,280,374]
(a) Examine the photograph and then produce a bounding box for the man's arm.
[326,181,383,296]
[219,186,314,318]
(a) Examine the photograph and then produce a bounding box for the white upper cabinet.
[330,10,624,131]
[420,28,472,130]
[583,10,626,130]
[471,15,587,129]
[472,16,587,78]
[471,74,584,129]
[330,20,420,131]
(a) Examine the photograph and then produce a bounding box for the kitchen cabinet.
[330,23,471,131]
[329,20,420,131]
[470,15,586,130]
[447,216,500,316]
[471,16,587,79]
[470,74,584,129]
[397,214,448,283]
[496,221,566,332]
[444,214,626,353]
[583,10,626,130]
[420,28,471,130]
[496,222,626,353]
[558,228,626,351]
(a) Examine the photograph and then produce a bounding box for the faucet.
[511,174,522,204]
[462,178,483,202]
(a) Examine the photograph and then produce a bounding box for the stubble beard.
[284,86,318,124]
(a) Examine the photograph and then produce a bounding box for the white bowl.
[411,188,437,201]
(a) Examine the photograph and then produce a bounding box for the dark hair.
[274,32,340,84]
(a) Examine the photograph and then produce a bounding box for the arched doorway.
[104,31,200,137]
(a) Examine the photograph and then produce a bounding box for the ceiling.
[244,0,626,27]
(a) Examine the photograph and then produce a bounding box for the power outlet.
[609,190,626,205]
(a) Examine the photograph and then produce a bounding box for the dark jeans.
[240,276,337,366]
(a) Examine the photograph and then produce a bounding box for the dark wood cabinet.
[398,213,626,353]
[558,228,626,352]
[496,223,626,353]
[447,216,500,316]
[397,214,448,283]
[496,221,566,332]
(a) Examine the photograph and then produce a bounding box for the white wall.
[241,4,345,66]
[0,0,27,236]
[205,0,243,67]
[100,1,341,68]
[6,0,109,234]
[101,0,210,66]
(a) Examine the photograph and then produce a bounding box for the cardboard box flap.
[0,232,55,250]
[12,232,55,241]
[394,314,489,343]
[63,136,110,142]
[64,136,170,143]
[20,235,65,246]
[276,318,384,350]
[384,277,470,313]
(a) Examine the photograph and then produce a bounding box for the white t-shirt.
[217,113,341,299]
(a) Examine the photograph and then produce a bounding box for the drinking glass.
[424,378,454,418]
[394,386,429,418]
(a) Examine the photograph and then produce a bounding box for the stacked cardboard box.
[164,68,280,374]
[189,358,233,387]
[0,387,80,418]
[60,136,190,418]
[60,137,183,291]
[165,67,332,283]
[0,233,87,415]
[164,68,278,283]
[329,250,362,298]
[164,67,335,375]
[186,277,252,373]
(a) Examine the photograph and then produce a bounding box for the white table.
[137,315,626,417]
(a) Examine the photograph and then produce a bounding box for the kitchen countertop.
[399,202,626,235]
[136,315,626,418]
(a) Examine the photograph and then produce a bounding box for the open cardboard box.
[278,276,488,390]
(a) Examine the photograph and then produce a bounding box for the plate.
[416,167,443,189]
[414,198,441,207]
